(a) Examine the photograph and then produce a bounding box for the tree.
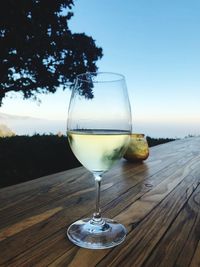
[0,0,103,106]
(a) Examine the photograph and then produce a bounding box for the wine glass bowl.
[67,72,132,249]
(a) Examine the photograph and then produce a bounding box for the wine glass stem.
[92,174,103,224]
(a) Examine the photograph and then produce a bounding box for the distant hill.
[0,111,66,136]
[0,124,15,137]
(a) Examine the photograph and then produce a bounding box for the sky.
[1,0,200,137]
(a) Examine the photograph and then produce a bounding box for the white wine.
[68,130,130,173]
[66,73,132,249]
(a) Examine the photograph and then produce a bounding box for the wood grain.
[0,137,200,267]
[190,241,200,267]
[0,206,63,241]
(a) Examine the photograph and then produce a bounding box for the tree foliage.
[0,0,103,105]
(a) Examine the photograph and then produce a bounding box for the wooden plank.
[142,184,200,267]
[12,156,199,266]
[95,176,199,267]
[0,168,90,213]
[1,152,196,266]
[172,185,200,267]
[0,138,200,266]
[0,207,63,242]
[190,241,200,267]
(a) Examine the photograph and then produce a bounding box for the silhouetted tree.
[0,0,103,105]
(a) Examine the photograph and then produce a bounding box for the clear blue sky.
[1,0,200,137]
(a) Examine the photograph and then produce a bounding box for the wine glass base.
[67,218,127,249]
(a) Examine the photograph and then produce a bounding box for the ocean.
[0,112,199,138]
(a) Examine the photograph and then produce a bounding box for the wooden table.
[0,137,200,267]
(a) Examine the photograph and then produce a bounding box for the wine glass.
[67,72,132,249]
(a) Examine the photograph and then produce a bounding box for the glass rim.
[76,72,125,83]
